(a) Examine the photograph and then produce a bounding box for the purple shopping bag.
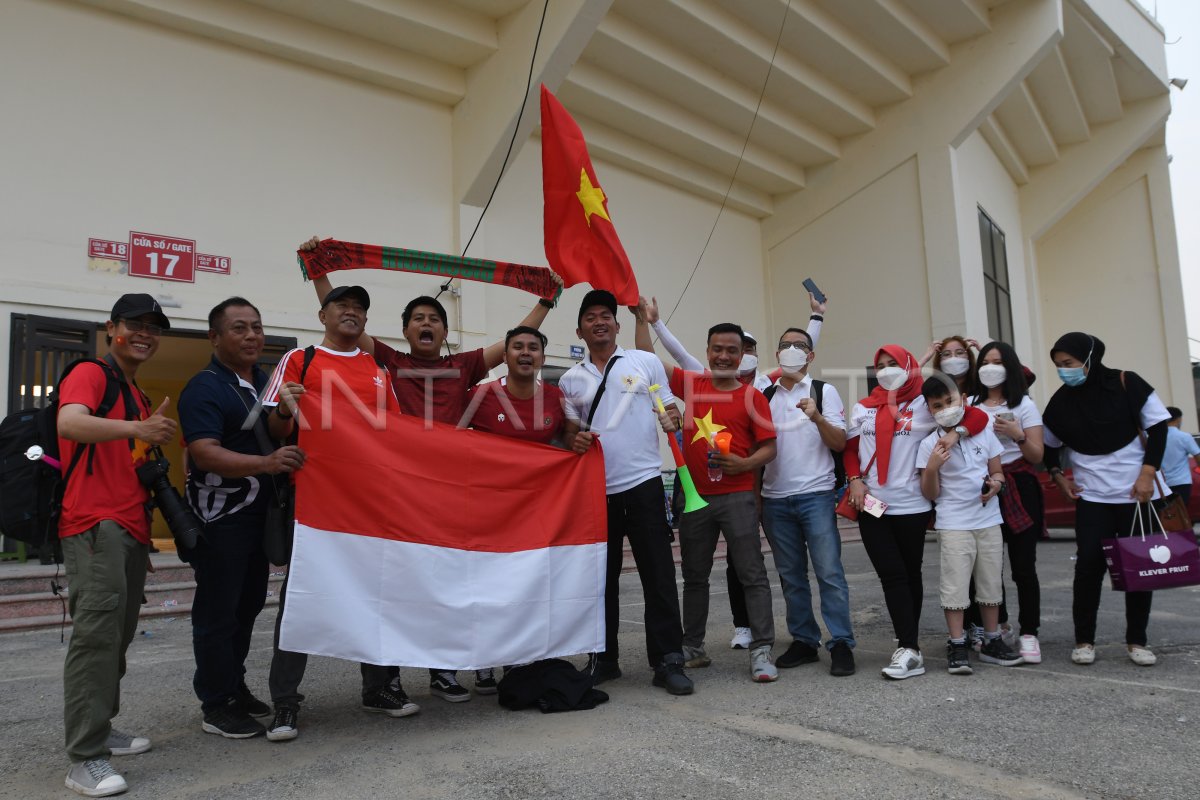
[1103,503,1200,592]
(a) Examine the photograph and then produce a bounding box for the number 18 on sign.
[128,232,196,283]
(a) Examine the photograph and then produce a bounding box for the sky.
[1154,0,1200,360]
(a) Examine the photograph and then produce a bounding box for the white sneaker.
[1071,644,1095,665]
[106,729,151,756]
[749,645,778,682]
[1127,645,1157,666]
[881,647,925,680]
[1018,635,1042,664]
[66,759,127,797]
[730,627,752,649]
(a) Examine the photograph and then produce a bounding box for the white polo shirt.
[916,424,1005,530]
[762,375,845,498]
[969,395,1042,466]
[560,346,675,495]
[847,396,935,515]
[1043,391,1171,504]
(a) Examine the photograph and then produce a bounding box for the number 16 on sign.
[128,232,197,283]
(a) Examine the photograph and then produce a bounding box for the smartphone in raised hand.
[803,278,826,305]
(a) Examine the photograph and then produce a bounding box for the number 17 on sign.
[128,231,196,283]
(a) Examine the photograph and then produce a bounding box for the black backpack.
[0,358,122,549]
[763,378,847,489]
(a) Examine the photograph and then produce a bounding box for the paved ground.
[2,532,1198,800]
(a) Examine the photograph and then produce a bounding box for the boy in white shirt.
[916,378,1023,674]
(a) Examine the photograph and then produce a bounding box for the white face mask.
[738,354,759,373]
[934,405,965,428]
[940,356,969,377]
[978,364,1007,388]
[778,347,808,375]
[875,366,908,391]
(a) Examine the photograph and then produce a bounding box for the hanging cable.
[435,0,551,306]
[663,0,793,325]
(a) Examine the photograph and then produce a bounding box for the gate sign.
[196,253,232,274]
[89,238,128,261]
[128,231,196,283]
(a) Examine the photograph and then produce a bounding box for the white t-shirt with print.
[970,395,1042,466]
[762,376,845,498]
[1043,391,1171,504]
[560,346,675,495]
[846,396,935,515]
[916,425,1004,530]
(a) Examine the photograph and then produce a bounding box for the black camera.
[136,446,203,551]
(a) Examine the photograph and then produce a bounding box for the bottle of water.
[707,448,723,482]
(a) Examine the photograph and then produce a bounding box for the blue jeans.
[761,491,855,650]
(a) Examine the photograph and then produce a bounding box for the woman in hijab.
[1042,332,1170,667]
[844,345,988,680]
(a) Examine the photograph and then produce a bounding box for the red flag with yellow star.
[540,84,639,306]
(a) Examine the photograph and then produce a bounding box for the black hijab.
[1042,332,1153,455]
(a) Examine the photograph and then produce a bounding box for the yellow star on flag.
[576,169,611,227]
[691,409,727,445]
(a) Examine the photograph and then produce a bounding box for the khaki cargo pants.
[62,520,148,762]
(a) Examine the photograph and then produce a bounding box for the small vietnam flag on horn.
[541,84,639,306]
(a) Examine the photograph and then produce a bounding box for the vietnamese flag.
[278,393,608,669]
[541,84,639,306]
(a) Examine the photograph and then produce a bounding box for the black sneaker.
[829,641,856,677]
[362,678,421,717]
[237,682,272,718]
[979,637,1024,666]
[652,653,694,695]
[587,653,622,684]
[202,697,266,739]
[474,668,499,695]
[946,639,973,675]
[775,640,820,668]
[430,671,472,703]
[266,707,299,742]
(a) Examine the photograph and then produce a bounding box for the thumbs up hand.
[136,397,178,445]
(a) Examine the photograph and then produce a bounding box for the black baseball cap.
[577,289,617,325]
[110,293,170,329]
[322,285,371,310]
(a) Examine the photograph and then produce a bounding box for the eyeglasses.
[121,319,164,336]
[777,342,811,353]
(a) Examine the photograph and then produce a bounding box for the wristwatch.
[953,425,968,438]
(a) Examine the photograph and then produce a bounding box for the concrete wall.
[0,0,455,371]
[765,157,931,405]
[1036,146,1195,416]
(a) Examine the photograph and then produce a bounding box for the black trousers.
[268,574,390,710]
[966,470,1043,636]
[191,515,269,712]
[1074,499,1153,647]
[1170,484,1191,508]
[602,476,684,668]
[859,511,930,650]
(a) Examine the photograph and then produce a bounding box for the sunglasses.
[121,319,164,336]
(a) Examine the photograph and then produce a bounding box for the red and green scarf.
[297,239,559,300]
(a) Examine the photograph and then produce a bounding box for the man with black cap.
[559,289,694,695]
[261,284,410,741]
[59,294,177,797]
[178,297,305,740]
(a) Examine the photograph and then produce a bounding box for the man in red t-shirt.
[458,325,566,693]
[299,236,561,701]
[463,326,566,446]
[58,294,177,798]
[664,322,780,683]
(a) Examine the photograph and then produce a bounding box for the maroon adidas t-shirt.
[372,338,488,424]
[465,380,566,445]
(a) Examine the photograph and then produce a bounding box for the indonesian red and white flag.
[278,397,608,669]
